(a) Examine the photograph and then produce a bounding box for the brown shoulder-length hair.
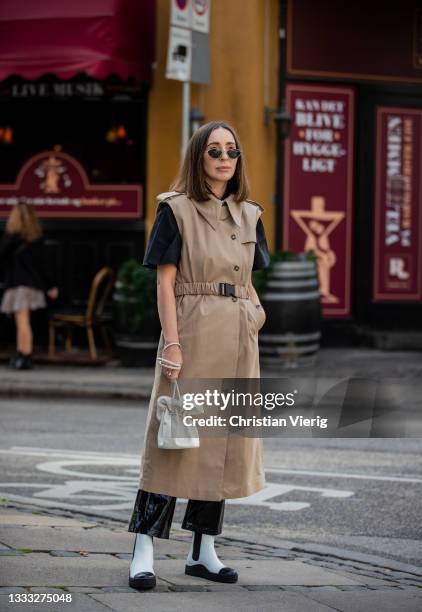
[6,201,43,242]
[170,120,250,202]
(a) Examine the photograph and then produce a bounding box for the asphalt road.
[0,396,421,566]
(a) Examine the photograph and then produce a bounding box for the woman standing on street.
[128,121,271,590]
[0,201,58,369]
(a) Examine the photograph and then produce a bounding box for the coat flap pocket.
[240,226,257,244]
[246,299,266,332]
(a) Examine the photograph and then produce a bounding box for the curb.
[289,542,422,577]
[215,531,422,578]
[0,383,152,401]
[4,500,421,579]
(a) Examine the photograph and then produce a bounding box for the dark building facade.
[0,1,155,347]
[279,0,422,347]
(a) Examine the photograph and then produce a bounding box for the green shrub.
[115,259,157,315]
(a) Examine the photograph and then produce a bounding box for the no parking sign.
[166,0,211,83]
[171,0,191,28]
[192,0,210,33]
[170,0,210,32]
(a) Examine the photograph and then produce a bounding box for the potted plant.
[252,249,318,295]
[253,250,321,369]
[112,259,160,366]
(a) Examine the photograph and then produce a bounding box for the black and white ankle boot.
[185,532,238,583]
[129,533,156,590]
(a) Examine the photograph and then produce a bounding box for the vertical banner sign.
[373,107,422,302]
[283,83,355,318]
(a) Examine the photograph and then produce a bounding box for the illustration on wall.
[291,196,344,304]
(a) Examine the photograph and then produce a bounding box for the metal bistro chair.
[48,267,115,361]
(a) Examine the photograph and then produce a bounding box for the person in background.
[0,201,58,369]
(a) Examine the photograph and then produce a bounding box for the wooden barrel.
[259,261,321,368]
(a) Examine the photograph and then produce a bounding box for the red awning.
[0,0,155,82]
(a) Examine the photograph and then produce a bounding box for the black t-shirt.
[0,232,55,291]
[143,202,271,271]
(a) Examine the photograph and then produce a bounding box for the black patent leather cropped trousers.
[128,489,225,539]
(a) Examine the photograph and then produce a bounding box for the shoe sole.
[129,575,156,590]
[185,564,238,583]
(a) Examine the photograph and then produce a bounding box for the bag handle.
[171,378,181,401]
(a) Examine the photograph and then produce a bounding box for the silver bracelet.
[157,356,182,369]
[163,341,182,351]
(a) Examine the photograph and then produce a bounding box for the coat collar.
[191,190,243,231]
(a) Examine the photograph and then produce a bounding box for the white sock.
[186,533,225,573]
[129,534,154,577]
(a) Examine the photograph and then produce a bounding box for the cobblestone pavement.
[0,504,421,612]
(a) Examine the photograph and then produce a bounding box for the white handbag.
[156,379,203,449]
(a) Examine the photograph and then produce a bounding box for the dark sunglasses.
[207,147,241,159]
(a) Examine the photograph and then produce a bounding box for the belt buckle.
[219,282,236,297]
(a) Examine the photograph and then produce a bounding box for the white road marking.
[228,483,353,511]
[266,466,422,484]
[36,460,138,480]
[0,447,136,460]
[1,447,420,482]
[3,446,420,517]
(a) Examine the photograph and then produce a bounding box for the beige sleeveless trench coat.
[138,191,267,501]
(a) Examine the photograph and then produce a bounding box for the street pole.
[181,80,190,160]
[275,0,288,251]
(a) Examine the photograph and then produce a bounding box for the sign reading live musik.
[373,107,422,301]
[0,151,142,219]
[283,84,355,318]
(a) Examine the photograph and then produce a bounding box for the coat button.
[231,234,236,240]
[234,265,239,271]
[232,296,238,302]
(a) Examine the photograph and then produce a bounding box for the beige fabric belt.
[174,281,249,299]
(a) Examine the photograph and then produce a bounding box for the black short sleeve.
[142,203,182,269]
[252,218,271,271]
